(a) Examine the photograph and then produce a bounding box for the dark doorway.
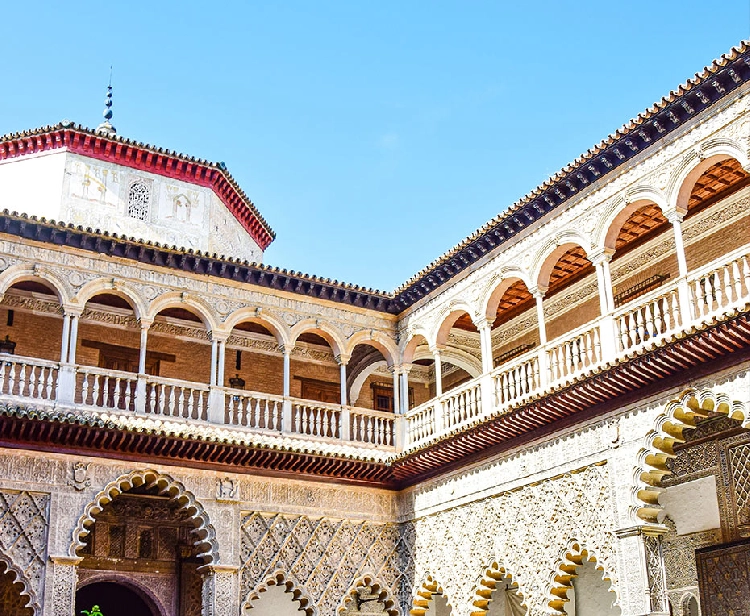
[76,582,156,616]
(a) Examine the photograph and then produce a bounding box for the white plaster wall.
[247,583,302,615]
[0,151,67,218]
[565,559,620,616]
[58,153,263,262]
[659,476,721,535]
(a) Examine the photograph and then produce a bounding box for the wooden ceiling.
[688,157,749,212]
[547,246,593,292]
[452,312,478,333]
[492,280,533,328]
[615,204,669,251]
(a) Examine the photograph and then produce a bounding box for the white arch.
[0,263,72,304]
[147,291,219,332]
[221,307,291,347]
[598,190,668,253]
[432,300,477,349]
[401,330,430,365]
[345,329,399,367]
[350,360,388,405]
[73,277,147,320]
[70,469,219,565]
[290,318,346,358]
[413,345,482,379]
[534,233,592,292]
[481,271,534,323]
[668,140,749,213]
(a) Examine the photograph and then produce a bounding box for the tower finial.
[96,67,116,136]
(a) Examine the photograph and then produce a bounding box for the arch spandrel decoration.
[338,574,399,616]
[69,469,219,565]
[635,388,749,523]
[242,570,314,616]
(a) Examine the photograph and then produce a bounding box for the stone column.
[135,318,152,414]
[532,288,547,344]
[337,355,348,406]
[217,338,227,387]
[589,251,617,362]
[281,345,293,432]
[45,555,82,616]
[208,334,229,424]
[67,312,80,365]
[476,317,494,374]
[202,564,240,616]
[209,337,218,386]
[389,364,401,414]
[60,313,71,363]
[400,364,412,414]
[433,349,443,397]
[666,210,692,321]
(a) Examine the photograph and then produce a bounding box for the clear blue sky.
[2,1,749,291]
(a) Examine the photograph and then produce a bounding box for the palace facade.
[0,42,749,616]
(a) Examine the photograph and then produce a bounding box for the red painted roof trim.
[0,127,275,250]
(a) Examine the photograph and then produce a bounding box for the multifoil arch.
[548,540,618,614]
[241,569,314,616]
[338,573,399,616]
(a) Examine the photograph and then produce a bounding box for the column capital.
[386,363,402,374]
[588,248,614,266]
[663,208,686,224]
[528,285,547,299]
[279,344,294,356]
[209,331,229,343]
[474,316,492,331]
[62,305,83,318]
[429,344,446,356]
[335,354,350,366]
[138,317,154,329]
[400,363,414,375]
[49,554,83,566]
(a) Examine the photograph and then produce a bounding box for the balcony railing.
[0,246,748,455]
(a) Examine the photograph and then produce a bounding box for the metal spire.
[96,68,116,135]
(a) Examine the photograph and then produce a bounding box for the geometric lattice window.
[127,180,151,221]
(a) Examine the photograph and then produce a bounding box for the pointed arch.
[471,561,526,616]
[345,330,399,367]
[549,541,618,614]
[242,569,314,616]
[0,552,35,615]
[338,574,399,616]
[73,278,147,320]
[221,307,291,347]
[69,469,219,565]
[411,574,452,616]
[147,291,219,332]
[668,141,749,213]
[635,388,748,522]
[290,318,346,358]
[0,263,71,304]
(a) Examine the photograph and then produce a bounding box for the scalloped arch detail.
[69,469,219,564]
[338,574,399,616]
[635,388,748,523]
[548,541,617,614]
[0,551,35,615]
[242,569,315,616]
[411,574,452,616]
[470,562,525,616]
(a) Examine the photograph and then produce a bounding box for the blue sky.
[2,1,749,291]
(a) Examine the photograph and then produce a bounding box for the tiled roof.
[0,122,276,250]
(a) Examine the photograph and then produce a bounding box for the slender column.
[45,556,82,616]
[337,356,347,406]
[400,365,411,414]
[60,313,71,363]
[666,210,689,277]
[138,321,149,374]
[389,365,401,413]
[217,339,226,387]
[67,314,80,364]
[202,565,240,616]
[532,288,547,344]
[209,338,218,386]
[476,318,494,374]
[282,346,292,398]
[590,251,615,315]
[433,349,443,397]
[666,210,692,321]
